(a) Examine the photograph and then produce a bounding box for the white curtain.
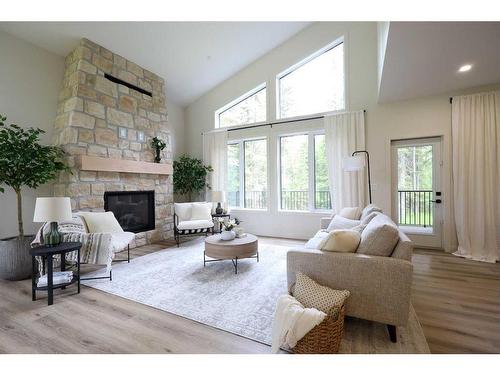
[324,110,367,212]
[202,129,228,197]
[451,92,500,263]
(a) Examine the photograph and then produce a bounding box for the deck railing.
[227,190,331,210]
[398,190,433,227]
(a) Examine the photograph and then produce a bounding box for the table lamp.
[211,191,226,214]
[33,197,72,246]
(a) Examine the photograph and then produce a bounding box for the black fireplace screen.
[104,190,155,233]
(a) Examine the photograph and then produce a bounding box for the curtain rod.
[201,109,366,135]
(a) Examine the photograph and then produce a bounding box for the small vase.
[220,230,236,241]
[154,148,161,163]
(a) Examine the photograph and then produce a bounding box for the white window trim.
[275,36,346,120]
[215,83,267,129]
[227,137,269,211]
[277,130,332,214]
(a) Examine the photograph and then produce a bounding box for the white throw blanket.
[271,294,326,353]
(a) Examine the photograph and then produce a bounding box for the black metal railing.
[398,190,433,227]
[227,190,331,210]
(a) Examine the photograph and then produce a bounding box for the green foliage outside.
[0,114,70,237]
[173,154,213,202]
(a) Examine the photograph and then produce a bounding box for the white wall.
[166,100,185,158]
[184,21,495,250]
[0,30,64,238]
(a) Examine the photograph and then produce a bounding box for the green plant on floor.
[173,154,213,202]
[0,114,70,238]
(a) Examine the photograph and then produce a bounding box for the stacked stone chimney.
[52,38,173,245]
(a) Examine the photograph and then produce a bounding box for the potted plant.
[218,218,240,241]
[151,136,167,163]
[0,114,70,280]
[173,154,213,201]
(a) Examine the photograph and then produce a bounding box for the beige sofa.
[287,210,413,342]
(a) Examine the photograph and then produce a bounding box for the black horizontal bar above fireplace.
[104,190,155,233]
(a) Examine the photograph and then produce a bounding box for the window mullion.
[240,140,245,208]
[308,133,315,212]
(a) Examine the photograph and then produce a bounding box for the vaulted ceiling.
[0,22,310,106]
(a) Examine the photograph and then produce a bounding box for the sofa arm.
[320,216,332,230]
[287,249,413,326]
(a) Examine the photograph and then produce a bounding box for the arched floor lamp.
[342,150,372,204]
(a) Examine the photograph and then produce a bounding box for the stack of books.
[37,271,73,287]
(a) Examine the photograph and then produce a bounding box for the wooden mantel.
[79,155,172,175]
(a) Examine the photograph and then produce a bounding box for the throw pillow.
[293,272,350,315]
[338,206,361,220]
[326,215,360,231]
[78,211,124,233]
[360,211,379,226]
[304,230,329,249]
[318,229,361,253]
[356,214,400,257]
[360,204,382,220]
[174,203,192,222]
[190,202,212,220]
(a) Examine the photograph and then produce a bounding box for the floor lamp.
[342,150,372,204]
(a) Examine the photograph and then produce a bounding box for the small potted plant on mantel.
[0,114,70,280]
[151,136,167,163]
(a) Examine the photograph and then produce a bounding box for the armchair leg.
[127,244,130,263]
[387,325,397,343]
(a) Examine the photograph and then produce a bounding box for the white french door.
[391,137,443,248]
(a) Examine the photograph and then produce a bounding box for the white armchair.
[174,202,215,246]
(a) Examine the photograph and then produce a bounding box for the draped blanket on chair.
[451,92,500,263]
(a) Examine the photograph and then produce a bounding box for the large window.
[217,85,266,128]
[279,133,331,211]
[227,138,267,209]
[277,40,344,119]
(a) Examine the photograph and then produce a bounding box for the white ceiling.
[379,22,500,102]
[0,22,310,106]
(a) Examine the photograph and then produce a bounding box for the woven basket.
[292,305,345,354]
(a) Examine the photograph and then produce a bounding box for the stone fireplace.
[52,38,173,246]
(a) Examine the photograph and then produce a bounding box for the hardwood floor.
[0,237,498,353]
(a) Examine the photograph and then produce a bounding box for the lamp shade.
[342,155,365,171]
[210,191,225,202]
[33,197,72,223]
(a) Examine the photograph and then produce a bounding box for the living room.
[1,1,499,373]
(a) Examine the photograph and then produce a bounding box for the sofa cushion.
[360,211,379,225]
[326,215,360,231]
[338,206,362,220]
[191,202,212,220]
[174,203,192,222]
[356,214,399,257]
[177,219,214,230]
[293,272,350,315]
[78,211,124,233]
[360,204,382,220]
[319,229,361,253]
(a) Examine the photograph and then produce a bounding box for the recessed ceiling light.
[458,64,472,73]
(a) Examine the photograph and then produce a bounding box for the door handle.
[431,199,442,204]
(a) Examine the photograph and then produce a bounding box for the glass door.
[391,137,443,248]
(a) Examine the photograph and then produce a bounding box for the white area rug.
[82,238,429,353]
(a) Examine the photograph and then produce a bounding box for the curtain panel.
[202,130,228,198]
[324,110,367,212]
[451,92,500,263]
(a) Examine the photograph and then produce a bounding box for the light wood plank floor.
[0,237,498,353]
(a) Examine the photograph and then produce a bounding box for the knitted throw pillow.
[293,272,350,316]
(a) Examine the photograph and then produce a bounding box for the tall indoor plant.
[173,154,213,202]
[0,114,70,280]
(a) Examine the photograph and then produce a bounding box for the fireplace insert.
[104,190,155,233]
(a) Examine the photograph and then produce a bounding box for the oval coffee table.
[204,234,259,274]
